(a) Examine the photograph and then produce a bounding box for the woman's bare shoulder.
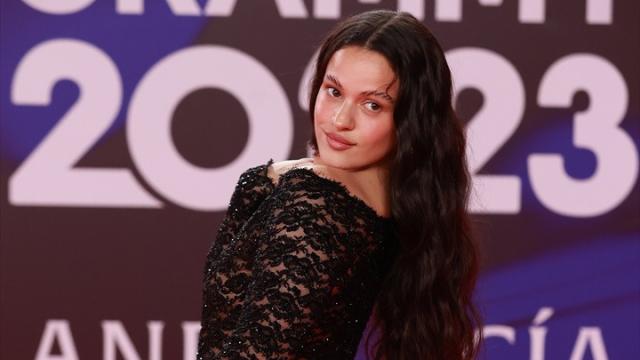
[266,157,319,185]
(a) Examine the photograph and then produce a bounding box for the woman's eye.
[365,101,381,112]
[327,87,340,97]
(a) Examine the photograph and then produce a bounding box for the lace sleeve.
[206,160,274,264]
[198,161,276,359]
[217,190,361,359]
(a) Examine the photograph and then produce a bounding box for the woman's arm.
[199,161,276,359]
[216,196,355,359]
[206,160,274,265]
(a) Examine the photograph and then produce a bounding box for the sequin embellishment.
[196,159,397,359]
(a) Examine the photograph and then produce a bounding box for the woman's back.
[197,159,398,359]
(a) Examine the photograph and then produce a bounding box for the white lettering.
[529,307,554,360]
[436,0,545,22]
[483,325,516,344]
[530,54,635,217]
[586,0,613,24]
[204,0,308,18]
[9,39,161,208]
[479,0,503,6]
[519,0,546,23]
[182,322,201,360]
[435,0,606,24]
[148,321,164,360]
[116,0,143,14]
[102,320,143,360]
[313,0,340,19]
[23,0,614,23]
[164,0,201,16]
[21,0,94,14]
[569,327,610,360]
[447,47,524,214]
[117,0,202,16]
[127,45,293,210]
[398,0,425,20]
[35,320,79,360]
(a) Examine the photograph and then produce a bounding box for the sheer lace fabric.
[197,159,397,359]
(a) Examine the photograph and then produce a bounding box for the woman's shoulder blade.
[266,157,315,186]
[262,158,393,226]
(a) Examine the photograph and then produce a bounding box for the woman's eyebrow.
[325,74,395,103]
[362,90,395,103]
[326,74,343,88]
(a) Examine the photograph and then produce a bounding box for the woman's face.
[314,46,398,172]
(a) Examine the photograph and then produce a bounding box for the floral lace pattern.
[197,159,397,359]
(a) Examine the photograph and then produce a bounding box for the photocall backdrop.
[1,1,638,359]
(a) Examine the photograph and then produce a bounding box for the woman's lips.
[325,131,354,150]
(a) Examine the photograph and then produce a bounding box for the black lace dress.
[197,159,398,359]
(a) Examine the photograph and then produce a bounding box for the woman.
[197,10,482,360]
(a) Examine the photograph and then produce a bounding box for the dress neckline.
[262,159,394,224]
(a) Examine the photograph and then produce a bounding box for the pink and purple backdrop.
[1,1,638,359]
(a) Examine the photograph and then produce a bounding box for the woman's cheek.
[367,118,395,149]
[314,95,330,126]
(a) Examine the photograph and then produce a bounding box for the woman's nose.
[332,101,354,130]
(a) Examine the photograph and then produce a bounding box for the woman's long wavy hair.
[307,10,482,360]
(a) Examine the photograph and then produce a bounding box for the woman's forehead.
[325,47,398,93]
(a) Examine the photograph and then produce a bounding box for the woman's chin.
[316,150,354,170]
